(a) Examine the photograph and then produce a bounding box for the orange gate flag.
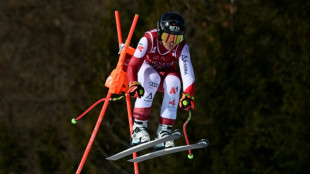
[105,14,138,94]
[75,12,139,174]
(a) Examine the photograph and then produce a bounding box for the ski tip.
[106,157,115,161]
[198,139,210,146]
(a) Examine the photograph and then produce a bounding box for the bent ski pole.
[183,110,193,159]
[71,95,125,124]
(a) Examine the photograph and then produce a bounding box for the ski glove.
[128,81,145,98]
[179,92,195,111]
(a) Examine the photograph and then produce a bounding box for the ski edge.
[128,139,209,163]
[106,129,183,161]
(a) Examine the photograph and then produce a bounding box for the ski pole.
[71,98,107,124]
[71,95,125,124]
[183,109,193,159]
[115,10,139,174]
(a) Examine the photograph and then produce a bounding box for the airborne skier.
[126,12,195,149]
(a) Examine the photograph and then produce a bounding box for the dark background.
[0,0,309,173]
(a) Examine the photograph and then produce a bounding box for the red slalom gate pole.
[115,11,122,46]
[126,94,139,174]
[75,12,139,174]
[115,10,140,174]
[76,93,112,174]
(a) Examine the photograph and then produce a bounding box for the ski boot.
[154,124,174,150]
[130,119,150,146]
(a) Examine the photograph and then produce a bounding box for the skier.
[126,12,195,149]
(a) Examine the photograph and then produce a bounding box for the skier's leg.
[155,74,181,149]
[131,62,160,146]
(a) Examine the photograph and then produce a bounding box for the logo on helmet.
[169,25,180,32]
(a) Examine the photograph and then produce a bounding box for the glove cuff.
[129,81,141,87]
[182,92,194,100]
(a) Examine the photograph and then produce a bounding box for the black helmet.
[157,12,186,41]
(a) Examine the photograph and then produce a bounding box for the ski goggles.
[161,32,184,45]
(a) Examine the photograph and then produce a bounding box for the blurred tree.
[0,0,309,173]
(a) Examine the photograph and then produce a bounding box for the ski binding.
[128,139,209,163]
[106,129,183,161]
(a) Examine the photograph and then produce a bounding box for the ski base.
[128,139,209,163]
[106,129,183,161]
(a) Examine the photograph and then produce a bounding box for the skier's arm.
[127,36,150,98]
[127,36,149,83]
[178,44,195,96]
[178,44,195,111]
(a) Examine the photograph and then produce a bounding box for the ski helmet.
[157,12,186,42]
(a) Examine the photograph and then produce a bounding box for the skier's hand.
[128,81,144,98]
[179,92,194,111]
[118,43,125,54]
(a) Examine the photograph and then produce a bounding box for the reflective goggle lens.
[161,33,184,45]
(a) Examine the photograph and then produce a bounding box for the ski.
[106,129,183,161]
[128,139,209,163]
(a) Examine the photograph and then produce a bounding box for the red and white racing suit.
[127,29,195,125]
